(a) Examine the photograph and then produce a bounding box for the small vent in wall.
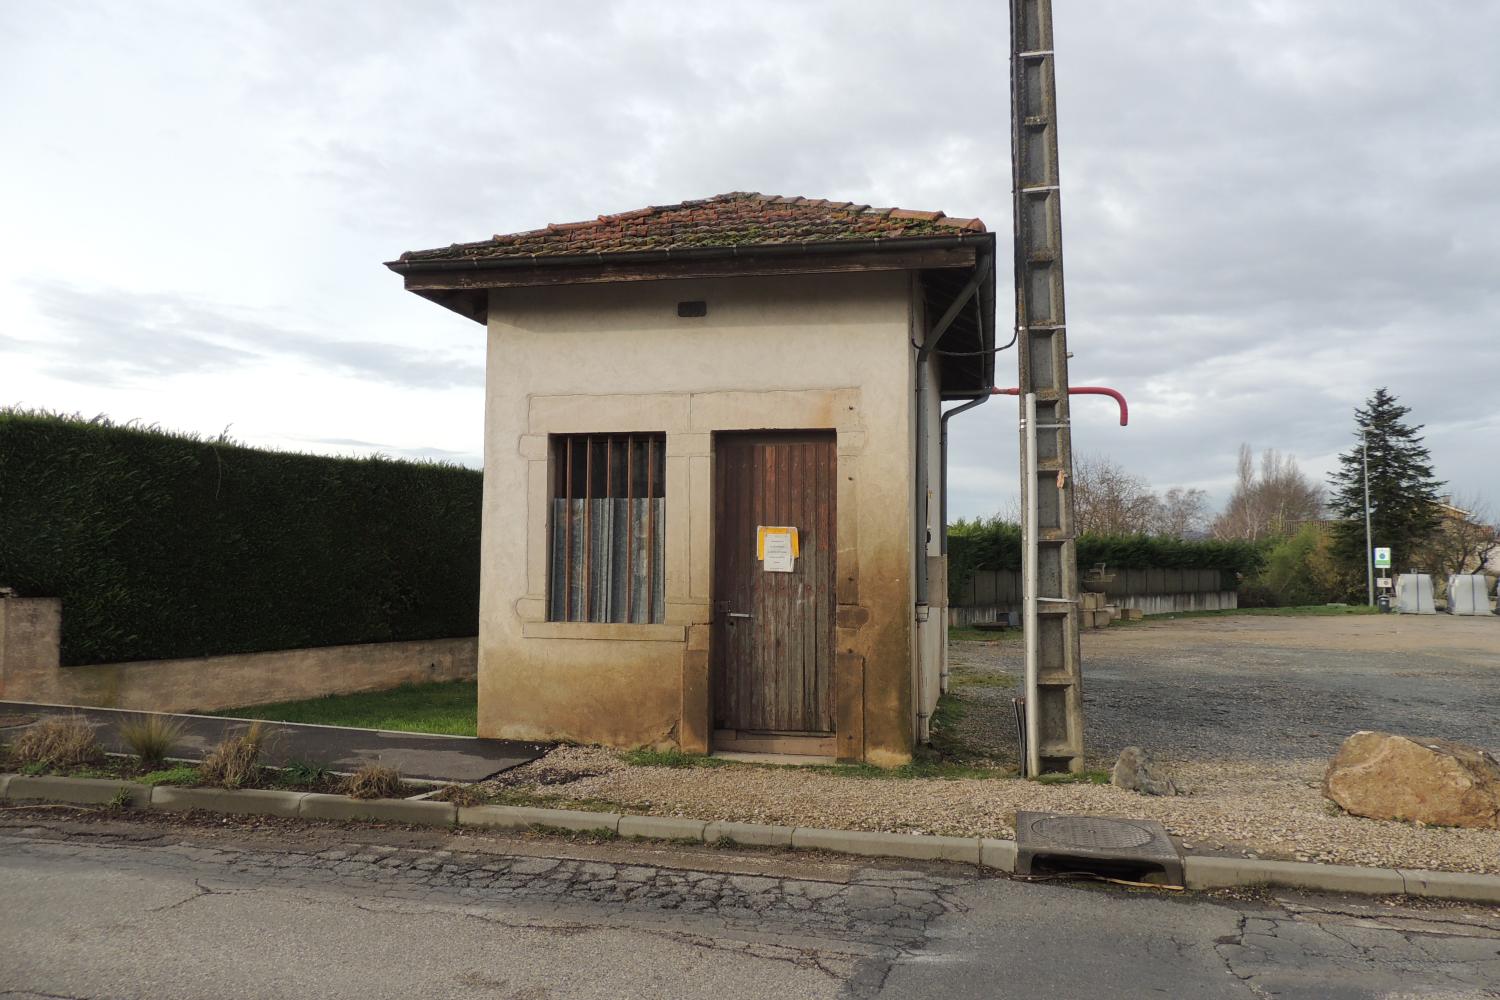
[677,301,707,318]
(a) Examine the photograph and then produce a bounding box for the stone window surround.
[513,387,866,643]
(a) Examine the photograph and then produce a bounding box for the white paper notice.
[760,528,796,572]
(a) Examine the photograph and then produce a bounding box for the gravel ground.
[953,612,1500,767]
[479,615,1500,874]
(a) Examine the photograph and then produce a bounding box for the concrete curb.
[1399,869,1500,905]
[152,786,306,818]
[1184,856,1406,896]
[619,815,708,841]
[4,773,1499,904]
[458,804,622,834]
[703,820,793,847]
[4,775,150,808]
[791,827,982,865]
[299,793,456,826]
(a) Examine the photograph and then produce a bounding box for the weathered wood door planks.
[712,432,837,737]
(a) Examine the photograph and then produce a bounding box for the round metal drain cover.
[1028,815,1155,850]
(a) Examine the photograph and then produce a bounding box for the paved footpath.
[1,814,1497,999]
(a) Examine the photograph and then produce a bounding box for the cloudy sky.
[3,1,1496,520]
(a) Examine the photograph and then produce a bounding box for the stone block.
[4,775,149,807]
[0,774,11,799]
[979,838,1017,871]
[457,804,621,834]
[299,793,456,826]
[1124,608,1144,621]
[152,786,306,818]
[790,827,981,864]
[1183,856,1405,895]
[1398,869,1500,905]
[703,820,794,847]
[618,815,708,841]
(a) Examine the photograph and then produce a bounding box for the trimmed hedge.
[0,411,482,665]
[947,518,1265,603]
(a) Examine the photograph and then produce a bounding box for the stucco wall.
[481,270,920,764]
[0,597,476,713]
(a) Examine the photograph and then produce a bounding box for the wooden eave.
[386,233,997,394]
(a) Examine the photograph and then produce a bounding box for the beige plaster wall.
[0,597,476,713]
[481,270,920,764]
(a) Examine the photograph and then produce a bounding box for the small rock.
[1111,747,1180,796]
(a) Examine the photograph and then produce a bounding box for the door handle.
[726,612,753,619]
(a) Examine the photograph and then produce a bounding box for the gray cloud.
[10,281,483,391]
[2,0,1496,515]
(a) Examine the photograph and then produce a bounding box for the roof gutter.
[385,232,994,274]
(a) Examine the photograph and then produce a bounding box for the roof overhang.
[386,231,997,394]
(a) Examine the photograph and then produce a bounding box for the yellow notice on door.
[756,526,799,573]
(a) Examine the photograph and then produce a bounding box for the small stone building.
[388,193,995,765]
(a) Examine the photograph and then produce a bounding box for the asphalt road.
[2,813,1497,999]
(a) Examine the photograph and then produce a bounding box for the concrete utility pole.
[1011,0,1085,774]
[1362,429,1375,606]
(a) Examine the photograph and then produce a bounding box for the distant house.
[387,193,995,765]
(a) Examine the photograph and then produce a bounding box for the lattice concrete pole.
[1011,0,1085,773]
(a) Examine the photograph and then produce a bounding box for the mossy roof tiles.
[398,191,987,263]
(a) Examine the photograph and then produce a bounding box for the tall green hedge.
[947,517,1266,603]
[0,411,482,665]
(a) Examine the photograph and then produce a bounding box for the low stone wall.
[950,565,1238,626]
[0,597,476,713]
[950,589,1237,626]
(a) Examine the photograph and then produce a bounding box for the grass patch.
[948,671,1017,689]
[1034,769,1111,785]
[342,763,405,799]
[10,715,103,769]
[214,679,478,736]
[117,714,188,768]
[1137,605,1379,622]
[138,765,202,786]
[805,759,1017,781]
[948,625,1022,643]
[621,747,729,769]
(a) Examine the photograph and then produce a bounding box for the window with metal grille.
[549,434,665,623]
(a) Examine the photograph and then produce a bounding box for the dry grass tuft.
[343,763,404,800]
[435,782,483,807]
[117,714,187,768]
[199,721,270,789]
[10,716,103,769]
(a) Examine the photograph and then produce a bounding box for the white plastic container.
[1394,573,1436,614]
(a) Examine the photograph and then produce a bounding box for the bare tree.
[1070,453,1160,535]
[1212,445,1325,541]
[1415,495,1498,578]
[1149,487,1210,539]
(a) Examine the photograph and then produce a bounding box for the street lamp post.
[1362,428,1374,606]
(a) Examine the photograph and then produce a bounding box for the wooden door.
[712,431,836,744]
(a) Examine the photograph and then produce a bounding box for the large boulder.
[1324,731,1500,829]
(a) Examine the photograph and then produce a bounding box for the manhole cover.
[1029,815,1156,850]
[1014,811,1184,885]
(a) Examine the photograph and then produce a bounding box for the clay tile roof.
[397,191,987,264]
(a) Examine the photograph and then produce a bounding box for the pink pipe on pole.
[992,385,1129,426]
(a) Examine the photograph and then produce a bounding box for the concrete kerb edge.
[4,774,1500,904]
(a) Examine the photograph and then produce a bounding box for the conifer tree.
[1328,388,1444,595]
